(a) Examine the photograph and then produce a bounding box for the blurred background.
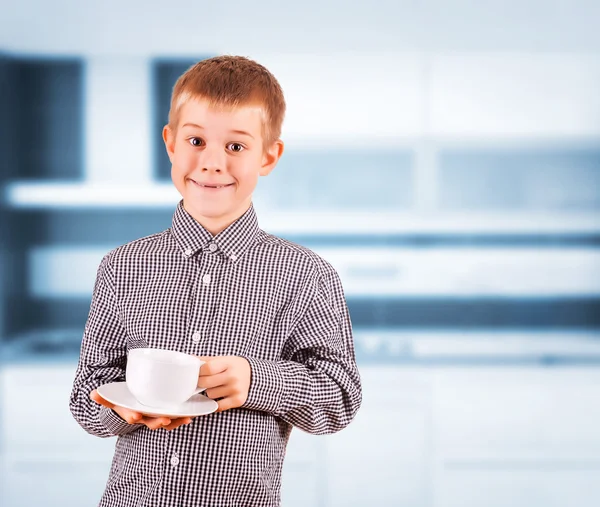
[1,1,600,506]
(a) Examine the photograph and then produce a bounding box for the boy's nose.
[198,147,225,172]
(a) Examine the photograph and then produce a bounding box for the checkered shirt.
[69,200,362,507]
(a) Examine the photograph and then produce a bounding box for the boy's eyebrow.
[181,123,255,139]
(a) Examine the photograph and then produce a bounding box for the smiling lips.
[190,179,233,189]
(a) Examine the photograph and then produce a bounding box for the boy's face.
[163,97,283,235]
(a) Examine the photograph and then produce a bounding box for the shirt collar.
[171,200,260,262]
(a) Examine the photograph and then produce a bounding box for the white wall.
[1,0,600,56]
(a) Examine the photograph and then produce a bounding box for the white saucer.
[97,381,218,418]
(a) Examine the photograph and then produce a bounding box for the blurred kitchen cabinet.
[323,367,433,507]
[430,54,600,139]
[0,457,110,507]
[431,367,600,507]
[281,428,325,507]
[0,57,83,181]
[437,467,600,507]
[0,363,116,457]
[4,362,600,507]
[432,368,600,460]
[0,363,114,507]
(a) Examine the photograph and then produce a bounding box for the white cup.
[126,348,205,408]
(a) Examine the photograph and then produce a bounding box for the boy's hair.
[168,55,286,149]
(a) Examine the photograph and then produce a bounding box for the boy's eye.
[189,137,203,147]
[228,143,244,153]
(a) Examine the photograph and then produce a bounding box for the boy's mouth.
[189,179,234,189]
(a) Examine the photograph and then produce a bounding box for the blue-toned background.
[1,1,600,506]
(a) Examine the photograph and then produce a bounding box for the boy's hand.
[197,356,251,412]
[90,390,194,431]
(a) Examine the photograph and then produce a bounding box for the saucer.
[97,381,218,418]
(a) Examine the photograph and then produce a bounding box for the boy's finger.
[197,371,229,390]
[205,385,229,400]
[215,397,235,413]
[200,357,228,376]
[164,418,193,431]
[111,405,142,424]
[90,390,114,409]
[143,417,172,430]
[120,408,143,424]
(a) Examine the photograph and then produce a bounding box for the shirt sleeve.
[69,253,142,438]
[242,263,362,435]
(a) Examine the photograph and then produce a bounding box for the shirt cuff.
[243,357,285,414]
[99,406,142,436]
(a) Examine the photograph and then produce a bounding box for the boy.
[69,55,362,507]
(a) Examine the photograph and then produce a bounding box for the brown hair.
[168,55,286,149]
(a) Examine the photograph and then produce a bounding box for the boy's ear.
[260,139,284,177]
[163,125,175,163]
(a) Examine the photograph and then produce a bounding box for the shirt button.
[208,243,218,252]
[184,248,193,256]
[202,274,211,284]
[170,454,179,467]
[192,331,201,343]
[230,254,237,261]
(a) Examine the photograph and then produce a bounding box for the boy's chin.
[183,200,235,218]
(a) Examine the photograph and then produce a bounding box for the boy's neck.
[183,200,252,237]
